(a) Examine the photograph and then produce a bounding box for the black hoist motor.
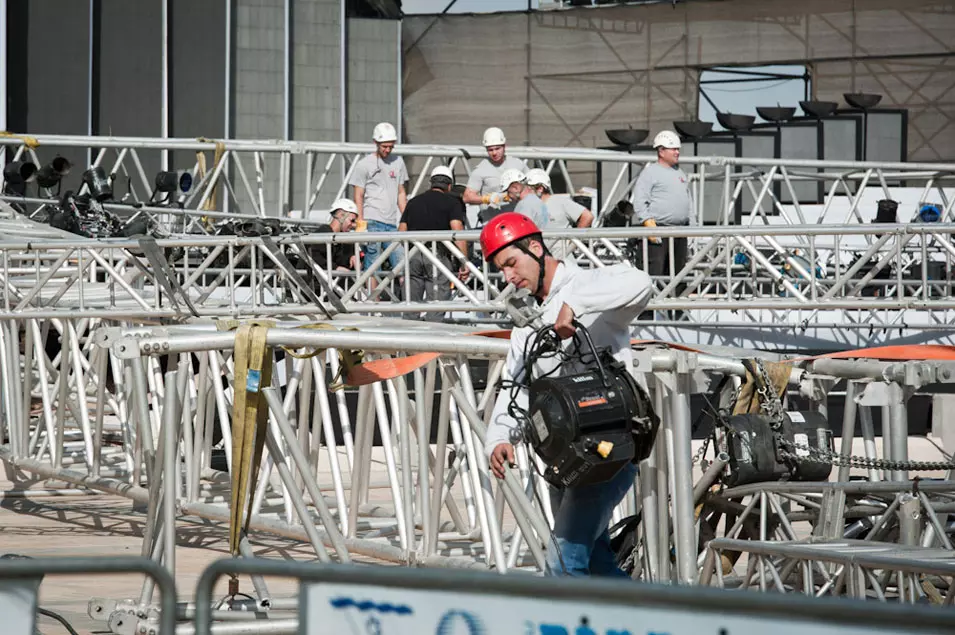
[721,410,834,487]
[523,326,659,489]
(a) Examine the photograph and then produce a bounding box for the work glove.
[642,218,662,244]
[481,192,509,207]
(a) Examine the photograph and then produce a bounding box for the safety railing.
[2,133,954,224]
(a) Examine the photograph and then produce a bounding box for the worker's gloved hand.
[355,219,367,233]
[481,192,508,207]
[642,218,662,244]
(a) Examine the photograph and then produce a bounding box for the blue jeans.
[546,462,637,577]
[362,220,403,272]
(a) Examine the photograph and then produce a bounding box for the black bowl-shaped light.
[799,100,838,118]
[605,129,649,147]
[83,167,113,202]
[844,93,882,110]
[716,112,756,132]
[3,161,38,185]
[36,156,72,188]
[672,120,713,139]
[756,106,796,123]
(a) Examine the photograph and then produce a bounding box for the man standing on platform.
[633,129,691,318]
[462,127,525,226]
[399,165,469,321]
[350,121,408,284]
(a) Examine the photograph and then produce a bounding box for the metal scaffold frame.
[3,133,955,632]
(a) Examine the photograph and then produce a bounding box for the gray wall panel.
[170,0,227,173]
[290,0,342,213]
[233,0,285,214]
[7,0,91,192]
[96,0,163,197]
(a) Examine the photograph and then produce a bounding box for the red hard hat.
[480,212,541,261]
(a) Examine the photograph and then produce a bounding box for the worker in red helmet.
[480,212,654,577]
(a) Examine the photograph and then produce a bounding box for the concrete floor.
[0,436,951,634]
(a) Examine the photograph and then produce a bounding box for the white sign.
[303,582,945,635]
[0,580,38,635]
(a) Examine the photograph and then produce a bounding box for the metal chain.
[749,358,955,473]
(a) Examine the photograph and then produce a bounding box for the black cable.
[37,608,81,635]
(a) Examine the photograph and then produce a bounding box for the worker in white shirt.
[462,127,525,225]
[481,212,653,577]
[524,168,594,260]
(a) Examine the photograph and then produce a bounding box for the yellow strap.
[196,137,227,221]
[228,321,274,556]
[0,131,40,148]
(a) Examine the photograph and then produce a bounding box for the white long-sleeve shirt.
[484,260,653,458]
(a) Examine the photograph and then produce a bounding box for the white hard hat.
[430,165,454,180]
[372,122,398,143]
[524,168,551,190]
[331,198,358,216]
[652,130,681,149]
[499,169,525,192]
[483,127,507,147]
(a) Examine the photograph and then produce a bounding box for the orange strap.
[345,353,441,386]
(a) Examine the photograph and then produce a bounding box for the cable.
[37,608,81,635]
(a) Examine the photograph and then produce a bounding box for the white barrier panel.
[301,582,949,635]
[0,580,38,635]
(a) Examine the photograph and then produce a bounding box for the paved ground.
[0,437,951,634]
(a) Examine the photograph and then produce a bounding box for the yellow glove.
[643,218,662,244]
[481,192,508,207]
[355,219,367,233]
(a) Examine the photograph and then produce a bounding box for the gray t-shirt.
[542,195,589,260]
[348,153,408,225]
[466,156,524,221]
[633,162,691,226]
[544,194,588,228]
[514,192,548,229]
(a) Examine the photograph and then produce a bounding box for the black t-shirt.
[400,190,466,232]
[400,190,467,260]
[305,225,353,270]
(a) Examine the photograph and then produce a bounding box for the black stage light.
[36,156,72,189]
[82,166,114,202]
[3,160,38,186]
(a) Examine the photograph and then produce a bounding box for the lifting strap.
[227,320,274,556]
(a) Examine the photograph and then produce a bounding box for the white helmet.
[499,169,525,192]
[372,122,398,143]
[331,198,358,216]
[430,165,454,180]
[524,168,551,191]
[482,127,507,147]
[652,130,681,150]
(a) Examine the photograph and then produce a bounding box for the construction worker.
[462,127,525,225]
[399,165,469,321]
[308,198,359,270]
[501,169,548,230]
[349,122,408,277]
[481,212,653,577]
[633,130,691,318]
[525,168,594,260]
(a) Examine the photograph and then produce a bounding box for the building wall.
[346,18,399,144]
[1,1,399,215]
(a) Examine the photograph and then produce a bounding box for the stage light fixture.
[36,156,72,189]
[82,167,114,202]
[2,161,38,186]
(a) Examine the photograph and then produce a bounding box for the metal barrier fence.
[194,557,955,635]
[0,556,175,635]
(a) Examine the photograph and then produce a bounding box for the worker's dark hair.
[430,175,453,190]
[512,234,549,257]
